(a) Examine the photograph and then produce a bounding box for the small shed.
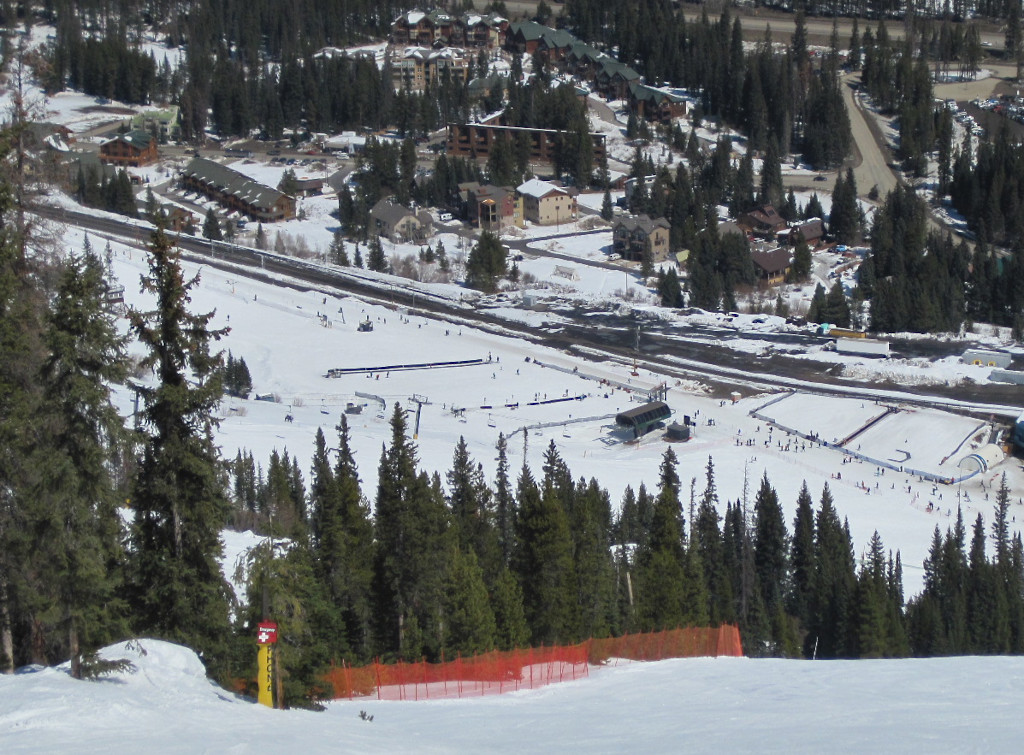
[991,369,1024,385]
[665,422,690,441]
[962,349,1012,368]
[615,401,671,438]
[836,338,890,357]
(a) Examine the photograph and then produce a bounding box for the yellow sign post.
[256,621,278,708]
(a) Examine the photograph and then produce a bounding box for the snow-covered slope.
[92,236,1023,600]
[1,639,1022,753]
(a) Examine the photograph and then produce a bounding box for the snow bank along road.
[34,204,1023,420]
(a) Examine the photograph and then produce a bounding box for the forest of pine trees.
[35,0,1024,335]
[218,418,1024,703]
[2,150,1024,705]
[7,0,1024,706]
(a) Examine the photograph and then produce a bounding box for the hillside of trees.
[1,101,1023,705]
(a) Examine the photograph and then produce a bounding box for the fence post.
[374,657,383,701]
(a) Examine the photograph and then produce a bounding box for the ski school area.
[750,392,1003,486]
[102,240,1024,599]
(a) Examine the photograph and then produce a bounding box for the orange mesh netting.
[323,625,742,701]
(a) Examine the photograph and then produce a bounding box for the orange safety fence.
[323,625,742,701]
[589,624,743,666]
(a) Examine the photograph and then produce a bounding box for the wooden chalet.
[628,82,688,123]
[739,205,787,238]
[99,130,158,167]
[751,247,792,286]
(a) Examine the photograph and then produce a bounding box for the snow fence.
[324,625,742,701]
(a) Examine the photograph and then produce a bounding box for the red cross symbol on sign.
[256,622,278,644]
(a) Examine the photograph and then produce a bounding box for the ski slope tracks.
[1,639,1022,754]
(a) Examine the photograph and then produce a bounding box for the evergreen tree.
[329,230,349,266]
[0,196,41,671]
[788,482,815,629]
[202,208,222,241]
[367,235,388,273]
[635,448,691,631]
[822,280,851,328]
[30,247,129,677]
[493,433,516,568]
[658,266,682,307]
[829,169,861,244]
[571,478,617,640]
[240,538,333,707]
[789,232,811,283]
[447,437,499,579]
[314,417,375,660]
[491,567,529,650]
[371,405,451,659]
[753,474,788,621]
[443,547,497,656]
[223,352,253,399]
[513,462,577,645]
[127,226,233,671]
[807,484,856,658]
[278,169,300,196]
[465,231,507,293]
[601,188,614,222]
[758,138,784,209]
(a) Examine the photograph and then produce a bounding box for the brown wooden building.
[751,247,792,285]
[628,82,688,123]
[99,130,158,167]
[181,157,295,222]
[446,123,606,165]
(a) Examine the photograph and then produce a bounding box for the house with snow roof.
[517,178,577,226]
[370,198,434,243]
[778,217,825,247]
[100,130,158,167]
[181,157,295,222]
[390,10,507,49]
[390,46,469,92]
[739,204,788,238]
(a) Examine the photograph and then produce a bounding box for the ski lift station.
[615,401,671,438]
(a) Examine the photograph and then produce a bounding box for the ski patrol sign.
[257,621,278,644]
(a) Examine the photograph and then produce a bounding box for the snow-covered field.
[87,234,1024,603]
[3,638,1024,754]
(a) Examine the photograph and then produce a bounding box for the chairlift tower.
[632,324,641,376]
[410,394,431,439]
